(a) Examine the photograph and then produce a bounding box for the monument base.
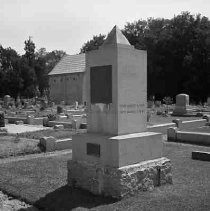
[67,157,172,198]
[172,106,197,116]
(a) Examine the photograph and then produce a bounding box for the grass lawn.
[0,142,209,210]
[0,136,40,158]
[18,129,75,140]
[0,129,77,158]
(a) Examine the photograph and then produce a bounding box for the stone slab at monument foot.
[67,25,172,198]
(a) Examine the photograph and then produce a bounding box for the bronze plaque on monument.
[90,65,112,104]
[87,143,100,157]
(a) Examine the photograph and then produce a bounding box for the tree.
[34,48,66,95]
[0,38,67,98]
[34,56,48,95]
[122,12,210,102]
[44,50,66,73]
[0,45,23,98]
[80,12,210,102]
[19,37,37,97]
[80,34,105,53]
[19,56,36,97]
[24,36,36,65]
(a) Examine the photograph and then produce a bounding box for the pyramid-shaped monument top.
[102,25,131,46]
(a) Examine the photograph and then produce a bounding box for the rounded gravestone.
[3,95,11,108]
[4,95,11,100]
[176,94,189,107]
[173,94,189,115]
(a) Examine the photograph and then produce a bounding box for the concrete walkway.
[3,124,52,134]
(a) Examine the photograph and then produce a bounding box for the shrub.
[163,96,173,105]
[47,114,56,121]
[0,127,7,133]
[57,106,63,114]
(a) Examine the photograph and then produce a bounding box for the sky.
[0,0,209,55]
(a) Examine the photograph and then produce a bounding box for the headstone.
[207,97,210,107]
[75,101,78,110]
[39,136,56,152]
[57,106,63,114]
[26,111,35,116]
[60,101,65,106]
[41,99,48,109]
[54,124,64,130]
[24,102,29,109]
[155,100,161,107]
[0,112,5,127]
[42,117,48,126]
[173,94,193,115]
[16,96,21,108]
[16,120,24,125]
[72,119,81,130]
[147,100,154,108]
[67,26,172,198]
[57,115,67,121]
[27,115,34,125]
[3,95,11,108]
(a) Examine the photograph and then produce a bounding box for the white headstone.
[207,97,210,106]
[173,94,190,115]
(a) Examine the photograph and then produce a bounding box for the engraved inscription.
[87,143,100,157]
[119,103,145,114]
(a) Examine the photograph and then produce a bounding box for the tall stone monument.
[67,26,172,198]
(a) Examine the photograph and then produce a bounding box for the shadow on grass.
[19,185,117,211]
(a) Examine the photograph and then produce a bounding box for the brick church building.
[48,53,87,105]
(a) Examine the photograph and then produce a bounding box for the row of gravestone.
[173,94,210,116]
[0,96,86,112]
[0,95,56,110]
[148,95,210,110]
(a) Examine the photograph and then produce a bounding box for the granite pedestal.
[68,132,172,198]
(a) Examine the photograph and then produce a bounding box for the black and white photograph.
[0,0,210,210]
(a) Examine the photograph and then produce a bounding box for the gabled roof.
[48,53,85,76]
[102,25,131,46]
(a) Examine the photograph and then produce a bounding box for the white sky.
[0,0,209,55]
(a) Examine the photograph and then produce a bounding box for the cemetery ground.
[0,140,209,210]
[0,113,200,160]
[0,129,75,159]
[0,109,209,210]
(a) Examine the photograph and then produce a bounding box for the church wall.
[49,72,86,105]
